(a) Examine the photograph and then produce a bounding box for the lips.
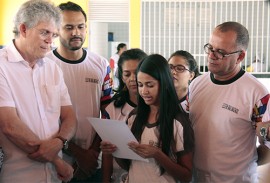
[70,37,82,42]
[40,46,50,51]
[129,84,137,89]
[142,96,152,102]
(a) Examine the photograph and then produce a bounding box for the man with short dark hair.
[189,21,269,182]
[46,1,113,182]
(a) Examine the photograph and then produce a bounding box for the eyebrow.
[123,69,136,72]
[138,80,156,84]
[170,64,185,67]
[208,44,227,52]
[64,23,85,27]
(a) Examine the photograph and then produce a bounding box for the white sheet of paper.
[88,117,148,162]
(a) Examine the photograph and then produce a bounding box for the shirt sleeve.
[101,65,113,106]
[252,94,270,122]
[0,69,15,107]
[110,58,115,69]
[262,99,270,122]
[173,120,184,152]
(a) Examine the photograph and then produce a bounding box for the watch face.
[63,140,69,150]
[57,136,69,150]
[260,127,267,138]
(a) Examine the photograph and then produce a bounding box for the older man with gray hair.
[0,0,77,182]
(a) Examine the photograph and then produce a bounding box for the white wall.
[89,22,108,58]
[258,78,270,92]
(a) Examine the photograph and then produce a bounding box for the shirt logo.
[85,78,99,84]
[222,103,239,114]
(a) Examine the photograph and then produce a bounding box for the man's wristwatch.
[56,136,69,150]
[260,126,269,141]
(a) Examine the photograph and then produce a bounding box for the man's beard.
[70,46,82,51]
[68,37,84,50]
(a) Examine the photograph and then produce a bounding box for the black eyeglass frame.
[204,43,242,60]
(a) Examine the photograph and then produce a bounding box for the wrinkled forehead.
[34,20,58,32]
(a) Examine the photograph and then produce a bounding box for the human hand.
[28,138,62,162]
[53,157,74,182]
[100,141,117,154]
[128,141,159,159]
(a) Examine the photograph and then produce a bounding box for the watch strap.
[56,136,68,150]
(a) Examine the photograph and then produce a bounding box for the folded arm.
[28,105,77,162]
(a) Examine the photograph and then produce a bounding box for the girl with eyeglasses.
[168,50,200,114]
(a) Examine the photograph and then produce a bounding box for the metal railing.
[141,0,270,74]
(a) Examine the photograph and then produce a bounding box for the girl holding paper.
[102,49,147,183]
[101,54,194,182]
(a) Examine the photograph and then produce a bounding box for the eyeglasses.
[169,64,190,73]
[34,28,58,39]
[204,43,242,60]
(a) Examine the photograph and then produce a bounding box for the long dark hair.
[131,54,194,174]
[112,49,147,109]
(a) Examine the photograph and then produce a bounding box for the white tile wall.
[108,22,129,42]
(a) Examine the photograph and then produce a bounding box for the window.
[141,0,270,74]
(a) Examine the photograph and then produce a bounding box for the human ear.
[237,50,246,64]
[19,24,27,38]
[190,72,195,81]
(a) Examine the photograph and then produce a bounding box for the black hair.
[112,49,147,112]
[116,43,127,53]
[58,1,87,22]
[216,21,249,50]
[132,54,194,175]
[169,50,201,80]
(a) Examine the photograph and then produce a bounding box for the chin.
[38,51,46,58]
[70,47,82,51]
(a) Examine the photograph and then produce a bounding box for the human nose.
[71,27,79,36]
[171,67,177,74]
[141,86,148,94]
[130,74,136,81]
[44,33,58,44]
[45,35,53,44]
[208,50,218,60]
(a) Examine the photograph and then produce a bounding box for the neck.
[176,87,188,100]
[129,93,137,105]
[14,39,37,68]
[149,105,159,115]
[148,105,159,124]
[213,66,241,81]
[57,46,83,61]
